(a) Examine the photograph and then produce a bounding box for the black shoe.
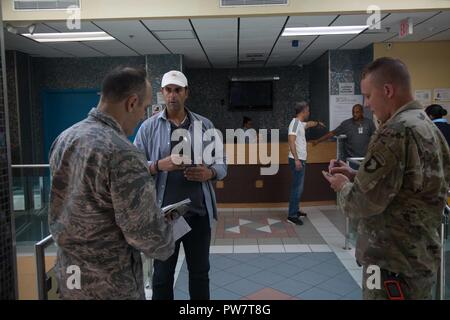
[297,211,307,217]
[287,216,303,225]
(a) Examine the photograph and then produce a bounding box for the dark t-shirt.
[162,116,207,217]
[334,118,376,158]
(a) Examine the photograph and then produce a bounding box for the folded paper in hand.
[162,198,191,216]
[162,198,191,241]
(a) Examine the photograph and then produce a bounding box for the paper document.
[162,198,192,240]
[172,216,191,241]
[162,198,191,214]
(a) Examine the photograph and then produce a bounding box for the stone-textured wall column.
[0,0,18,299]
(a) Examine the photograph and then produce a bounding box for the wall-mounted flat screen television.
[229,80,273,110]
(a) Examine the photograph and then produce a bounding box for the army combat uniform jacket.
[49,108,174,299]
[339,100,450,279]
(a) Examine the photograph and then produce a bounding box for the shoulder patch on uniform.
[364,151,386,173]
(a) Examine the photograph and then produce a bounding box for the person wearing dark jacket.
[425,104,450,147]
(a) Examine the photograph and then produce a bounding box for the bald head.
[361,57,411,92]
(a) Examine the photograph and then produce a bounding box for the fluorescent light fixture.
[282,25,369,36]
[22,31,114,42]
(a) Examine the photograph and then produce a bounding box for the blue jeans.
[288,158,306,217]
[152,214,211,300]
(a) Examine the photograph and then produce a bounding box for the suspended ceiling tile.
[81,40,139,56]
[191,18,237,33]
[286,15,338,27]
[272,35,316,52]
[44,42,105,57]
[93,20,169,54]
[307,34,356,52]
[141,19,192,31]
[379,11,440,31]
[4,31,73,57]
[340,32,396,49]
[162,38,202,52]
[424,27,450,41]
[44,21,101,32]
[384,11,448,42]
[191,18,237,67]
[332,13,386,26]
[239,16,286,58]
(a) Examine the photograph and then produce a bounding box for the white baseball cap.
[161,70,188,88]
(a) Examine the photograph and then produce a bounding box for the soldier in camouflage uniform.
[323,57,450,300]
[49,67,175,299]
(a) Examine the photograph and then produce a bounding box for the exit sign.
[399,18,413,38]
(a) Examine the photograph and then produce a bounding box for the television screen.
[229,81,273,110]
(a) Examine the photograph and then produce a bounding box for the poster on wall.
[329,95,364,131]
[339,82,355,95]
[434,88,450,101]
[414,89,432,106]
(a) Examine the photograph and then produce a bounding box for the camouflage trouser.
[362,266,435,300]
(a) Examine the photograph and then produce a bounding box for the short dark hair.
[101,67,148,103]
[352,104,363,111]
[425,104,447,119]
[294,101,309,115]
[361,57,411,90]
[243,116,252,126]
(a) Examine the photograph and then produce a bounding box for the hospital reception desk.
[213,141,337,204]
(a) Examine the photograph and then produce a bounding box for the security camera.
[5,24,18,34]
[28,24,36,35]
[5,23,36,35]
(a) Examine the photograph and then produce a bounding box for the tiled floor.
[146,205,364,300]
[173,252,361,300]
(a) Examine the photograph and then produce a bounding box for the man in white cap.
[134,70,227,300]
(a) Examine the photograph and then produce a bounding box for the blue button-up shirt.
[134,108,227,226]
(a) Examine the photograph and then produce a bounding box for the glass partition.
[12,165,51,246]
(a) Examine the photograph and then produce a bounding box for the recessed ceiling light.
[22,31,114,42]
[282,25,369,36]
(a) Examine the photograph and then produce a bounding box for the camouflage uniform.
[49,108,174,300]
[338,101,450,299]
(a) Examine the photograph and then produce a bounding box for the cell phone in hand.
[322,170,333,178]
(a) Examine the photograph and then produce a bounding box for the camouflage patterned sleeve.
[338,127,405,218]
[110,150,174,260]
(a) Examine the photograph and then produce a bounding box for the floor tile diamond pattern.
[174,252,362,300]
[222,216,296,238]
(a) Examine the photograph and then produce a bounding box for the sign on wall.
[414,89,432,105]
[434,88,450,102]
[338,82,355,95]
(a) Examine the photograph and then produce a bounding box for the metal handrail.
[439,204,449,300]
[12,164,50,168]
[335,135,347,162]
[12,164,50,212]
[35,235,54,300]
[342,156,364,250]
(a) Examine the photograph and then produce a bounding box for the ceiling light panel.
[22,31,114,42]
